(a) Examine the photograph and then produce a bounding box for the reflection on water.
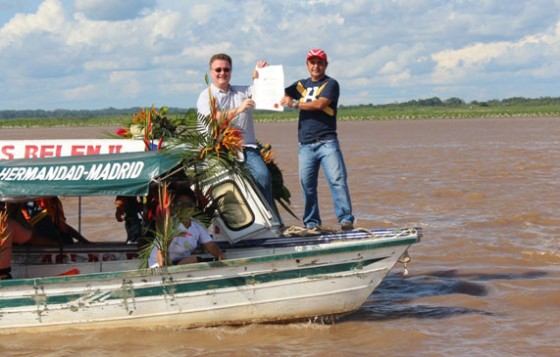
[2,118,560,356]
[353,269,550,322]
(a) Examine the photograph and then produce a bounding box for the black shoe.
[340,222,354,231]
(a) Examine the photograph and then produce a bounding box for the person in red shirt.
[1,202,60,279]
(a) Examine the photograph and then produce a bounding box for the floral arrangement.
[197,85,244,161]
[258,142,297,219]
[119,77,296,269]
[198,109,243,160]
[115,105,177,151]
[154,182,173,266]
[260,143,273,164]
[138,183,183,268]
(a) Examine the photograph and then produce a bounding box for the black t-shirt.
[285,75,339,144]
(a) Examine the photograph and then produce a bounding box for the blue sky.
[1,0,559,110]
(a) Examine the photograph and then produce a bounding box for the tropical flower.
[132,106,176,151]
[260,143,273,164]
[0,209,9,258]
[115,128,132,138]
[153,182,173,267]
[199,112,244,160]
[139,183,183,268]
[192,82,242,160]
[107,105,177,151]
[124,76,297,269]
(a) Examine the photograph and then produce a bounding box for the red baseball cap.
[306,48,327,61]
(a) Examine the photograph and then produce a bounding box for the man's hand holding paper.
[252,65,285,111]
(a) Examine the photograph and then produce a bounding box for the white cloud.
[73,0,156,21]
[0,0,560,110]
[431,22,560,83]
[0,0,67,48]
[431,42,510,82]
[187,4,213,26]
[63,83,97,100]
[385,70,412,86]
[108,71,142,98]
[379,61,400,76]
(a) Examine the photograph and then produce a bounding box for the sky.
[1,0,559,110]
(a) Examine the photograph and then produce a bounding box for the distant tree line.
[0,107,190,120]
[339,96,560,109]
[1,96,560,120]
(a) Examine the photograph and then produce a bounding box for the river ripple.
[1,117,559,356]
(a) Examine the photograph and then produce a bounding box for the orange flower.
[0,209,8,252]
[260,143,274,164]
[262,149,273,164]
[155,183,172,236]
[199,105,244,160]
[133,108,146,124]
[221,128,243,152]
[120,106,173,151]
[142,106,155,150]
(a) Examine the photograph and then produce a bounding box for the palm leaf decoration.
[137,182,183,269]
[126,76,297,268]
[258,141,298,220]
[162,74,254,200]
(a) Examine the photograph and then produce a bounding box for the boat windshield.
[211,180,254,230]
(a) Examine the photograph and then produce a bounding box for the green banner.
[0,151,183,198]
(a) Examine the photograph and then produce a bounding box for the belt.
[243,146,259,151]
[302,136,333,144]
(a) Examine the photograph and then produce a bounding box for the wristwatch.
[293,99,299,109]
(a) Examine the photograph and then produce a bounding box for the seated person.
[1,215,32,279]
[115,195,144,244]
[115,182,159,245]
[1,202,59,280]
[148,190,224,268]
[23,197,90,245]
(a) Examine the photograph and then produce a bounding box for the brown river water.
[1,118,559,356]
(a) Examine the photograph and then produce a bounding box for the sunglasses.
[174,202,195,208]
[213,67,231,73]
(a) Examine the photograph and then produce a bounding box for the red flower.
[115,128,131,138]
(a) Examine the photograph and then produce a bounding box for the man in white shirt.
[196,53,273,209]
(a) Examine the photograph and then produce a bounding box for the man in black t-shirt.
[282,49,355,231]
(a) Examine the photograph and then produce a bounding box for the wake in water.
[348,269,549,321]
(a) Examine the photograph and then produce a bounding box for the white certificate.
[252,65,285,111]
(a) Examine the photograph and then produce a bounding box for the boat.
[0,139,421,331]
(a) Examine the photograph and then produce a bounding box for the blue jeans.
[244,147,274,209]
[299,138,354,228]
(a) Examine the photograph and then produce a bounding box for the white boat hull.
[1,229,419,331]
[0,145,421,331]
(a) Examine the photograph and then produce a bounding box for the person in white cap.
[281,48,355,231]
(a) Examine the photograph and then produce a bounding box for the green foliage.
[0,107,191,128]
[0,115,132,128]
[2,96,560,128]
[331,96,560,121]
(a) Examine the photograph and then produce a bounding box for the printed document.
[252,65,284,111]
